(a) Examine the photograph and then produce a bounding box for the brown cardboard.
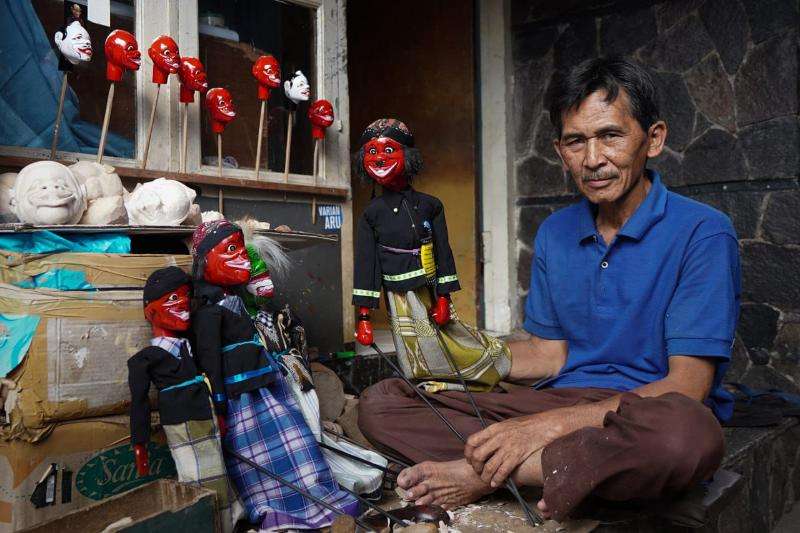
[0,251,192,289]
[0,416,174,533]
[0,284,151,436]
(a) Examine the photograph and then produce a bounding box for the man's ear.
[646,120,668,158]
[552,138,568,171]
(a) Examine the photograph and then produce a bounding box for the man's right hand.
[133,443,150,477]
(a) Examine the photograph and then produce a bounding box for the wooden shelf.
[0,155,349,199]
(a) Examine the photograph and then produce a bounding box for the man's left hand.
[464,411,565,488]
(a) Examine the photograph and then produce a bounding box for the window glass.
[199,0,316,175]
[2,0,138,158]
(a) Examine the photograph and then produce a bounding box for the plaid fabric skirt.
[224,371,358,530]
[387,287,512,392]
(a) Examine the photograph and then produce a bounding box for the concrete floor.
[773,503,799,533]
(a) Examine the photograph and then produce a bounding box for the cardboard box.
[0,251,192,290]
[0,284,151,436]
[0,416,175,533]
[20,479,216,533]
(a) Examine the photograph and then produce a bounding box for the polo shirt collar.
[577,169,667,243]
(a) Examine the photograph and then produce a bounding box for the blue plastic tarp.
[0,313,40,378]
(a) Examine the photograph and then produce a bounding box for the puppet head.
[284,70,310,105]
[143,266,191,334]
[148,35,180,84]
[178,57,208,103]
[308,99,334,140]
[10,161,87,225]
[191,220,251,286]
[353,118,423,191]
[104,29,140,82]
[241,235,291,314]
[54,20,92,65]
[205,88,237,134]
[125,178,197,226]
[252,55,281,100]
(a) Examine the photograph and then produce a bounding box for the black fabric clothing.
[191,281,276,413]
[127,345,212,445]
[143,266,191,306]
[353,187,460,308]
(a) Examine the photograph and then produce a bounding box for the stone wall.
[511,0,800,389]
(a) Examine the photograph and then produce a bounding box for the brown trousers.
[358,378,724,521]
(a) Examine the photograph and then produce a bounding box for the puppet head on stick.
[148,35,180,84]
[308,99,334,140]
[353,118,422,192]
[252,55,281,101]
[105,29,140,82]
[205,88,237,134]
[178,57,208,103]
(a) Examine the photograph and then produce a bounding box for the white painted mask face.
[125,178,197,226]
[284,71,310,104]
[55,21,93,65]
[11,161,87,225]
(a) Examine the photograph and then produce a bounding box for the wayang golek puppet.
[251,55,281,178]
[142,35,181,170]
[127,267,235,531]
[282,70,310,181]
[205,88,237,214]
[308,99,335,223]
[178,57,209,172]
[352,119,511,392]
[98,29,140,164]
[190,220,357,529]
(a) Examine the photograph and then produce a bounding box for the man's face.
[553,90,665,205]
[148,35,180,74]
[144,285,191,332]
[363,137,406,189]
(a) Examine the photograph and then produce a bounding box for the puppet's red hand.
[217,414,228,437]
[430,295,451,326]
[133,443,150,477]
[355,308,374,346]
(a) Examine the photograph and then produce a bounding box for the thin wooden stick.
[50,72,69,160]
[254,99,266,179]
[141,84,161,170]
[283,110,294,182]
[181,103,188,173]
[312,138,319,224]
[217,133,224,215]
[97,83,115,163]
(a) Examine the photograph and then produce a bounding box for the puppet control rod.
[369,343,544,528]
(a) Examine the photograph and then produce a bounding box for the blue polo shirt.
[524,171,740,421]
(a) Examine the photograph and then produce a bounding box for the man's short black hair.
[546,56,660,138]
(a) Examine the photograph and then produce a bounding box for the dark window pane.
[199,0,316,175]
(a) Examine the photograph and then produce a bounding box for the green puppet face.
[243,244,274,313]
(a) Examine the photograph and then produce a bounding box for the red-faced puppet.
[104,29,140,82]
[252,55,281,101]
[352,119,456,347]
[205,87,237,134]
[308,99,334,140]
[178,57,208,103]
[191,219,251,288]
[148,35,180,84]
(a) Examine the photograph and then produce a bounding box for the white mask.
[284,70,310,104]
[125,178,198,226]
[54,20,93,65]
[10,161,87,225]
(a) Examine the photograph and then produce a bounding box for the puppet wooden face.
[363,137,407,190]
[10,161,87,225]
[178,57,208,103]
[205,88,237,134]
[245,245,275,300]
[308,99,334,139]
[104,29,140,82]
[144,284,191,332]
[253,55,281,100]
[203,232,251,286]
[148,35,180,84]
[55,20,92,65]
[284,71,310,104]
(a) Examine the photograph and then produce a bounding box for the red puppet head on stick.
[148,35,180,84]
[191,220,251,287]
[308,99,334,140]
[252,55,281,101]
[142,267,191,335]
[104,29,140,82]
[205,88,237,134]
[178,57,208,103]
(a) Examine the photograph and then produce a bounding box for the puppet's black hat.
[357,118,414,149]
[143,266,191,306]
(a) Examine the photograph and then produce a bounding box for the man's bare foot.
[397,459,495,509]
[537,499,551,520]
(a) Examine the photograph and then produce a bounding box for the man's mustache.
[581,171,618,182]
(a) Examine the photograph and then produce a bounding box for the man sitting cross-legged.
[357,57,740,522]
